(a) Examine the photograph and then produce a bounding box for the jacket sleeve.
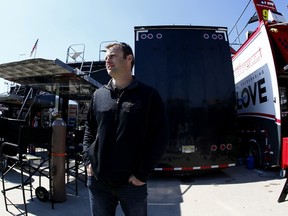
[82,93,98,166]
[134,89,169,182]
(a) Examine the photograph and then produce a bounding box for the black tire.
[0,156,8,175]
[248,142,262,168]
[35,186,49,202]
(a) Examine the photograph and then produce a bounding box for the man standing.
[82,42,168,216]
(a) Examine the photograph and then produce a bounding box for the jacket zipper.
[115,91,124,121]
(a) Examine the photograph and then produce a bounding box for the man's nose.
[105,56,111,62]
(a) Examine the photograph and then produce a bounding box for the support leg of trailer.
[278,178,288,203]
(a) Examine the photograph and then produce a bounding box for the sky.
[0,0,287,93]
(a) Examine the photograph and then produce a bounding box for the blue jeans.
[87,176,148,216]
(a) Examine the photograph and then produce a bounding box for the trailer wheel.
[35,186,49,202]
[248,142,262,168]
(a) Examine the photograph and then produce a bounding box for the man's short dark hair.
[106,42,135,70]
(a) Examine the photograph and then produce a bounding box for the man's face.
[105,45,129,77]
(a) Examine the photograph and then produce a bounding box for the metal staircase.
[17,87,35,120]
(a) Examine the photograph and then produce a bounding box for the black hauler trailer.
[134,25,238,174]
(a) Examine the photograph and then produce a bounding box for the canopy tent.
[0,58,108,101]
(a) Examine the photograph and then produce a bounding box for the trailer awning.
[0,58,106,100]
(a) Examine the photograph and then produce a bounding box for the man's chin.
[107,70,116,78]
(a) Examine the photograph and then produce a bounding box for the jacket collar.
[105,76,138,92]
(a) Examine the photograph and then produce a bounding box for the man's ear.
[127,54,133,62]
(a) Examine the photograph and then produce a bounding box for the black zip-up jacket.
[82,78,168,185]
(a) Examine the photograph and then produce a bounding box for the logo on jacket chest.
[122,101,141,112]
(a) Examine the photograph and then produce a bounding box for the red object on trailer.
[282,138,288,170]
[279,138,288,202]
